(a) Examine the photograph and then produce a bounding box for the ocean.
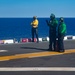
[0,18,75,41]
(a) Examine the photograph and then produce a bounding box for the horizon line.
[0,17,75,18]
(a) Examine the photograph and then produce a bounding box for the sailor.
[58,17,66,52]
[46,14,58,51]
[31,16,39,43]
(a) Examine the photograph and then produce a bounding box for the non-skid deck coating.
[0,40,75,75]
[0,40,75,68]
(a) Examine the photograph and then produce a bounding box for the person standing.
[58,17,66,52]
[31,16,39,43]
[46,14,58,51]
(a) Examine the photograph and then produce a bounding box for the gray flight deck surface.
[0,40,75,75]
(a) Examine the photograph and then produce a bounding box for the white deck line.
[0,67,75,71]
[0,50,8,53]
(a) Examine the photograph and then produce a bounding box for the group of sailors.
[31,14,66,52]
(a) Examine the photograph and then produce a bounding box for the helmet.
[60,17,64,22]
[33,16,37,19]
[50,14,55,19]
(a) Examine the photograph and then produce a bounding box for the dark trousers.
[49,32,56,50]
[32,27,39,42]
[58,34,65,52]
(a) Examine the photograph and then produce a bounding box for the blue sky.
[0,0,75,17]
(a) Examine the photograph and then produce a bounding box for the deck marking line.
[0,67,75,71]
[0,49,75,61]
[0,50,8,53]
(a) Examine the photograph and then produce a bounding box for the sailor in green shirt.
[58,17,66,52]
[46,14,58,51]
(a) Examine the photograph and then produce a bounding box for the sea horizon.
[0,18,75,41]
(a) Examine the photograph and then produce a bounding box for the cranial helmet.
[60,17,64,22]
[33,16,37,19]
[50,14,55,19]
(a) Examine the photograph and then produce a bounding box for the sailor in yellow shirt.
[31,16,39,43]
